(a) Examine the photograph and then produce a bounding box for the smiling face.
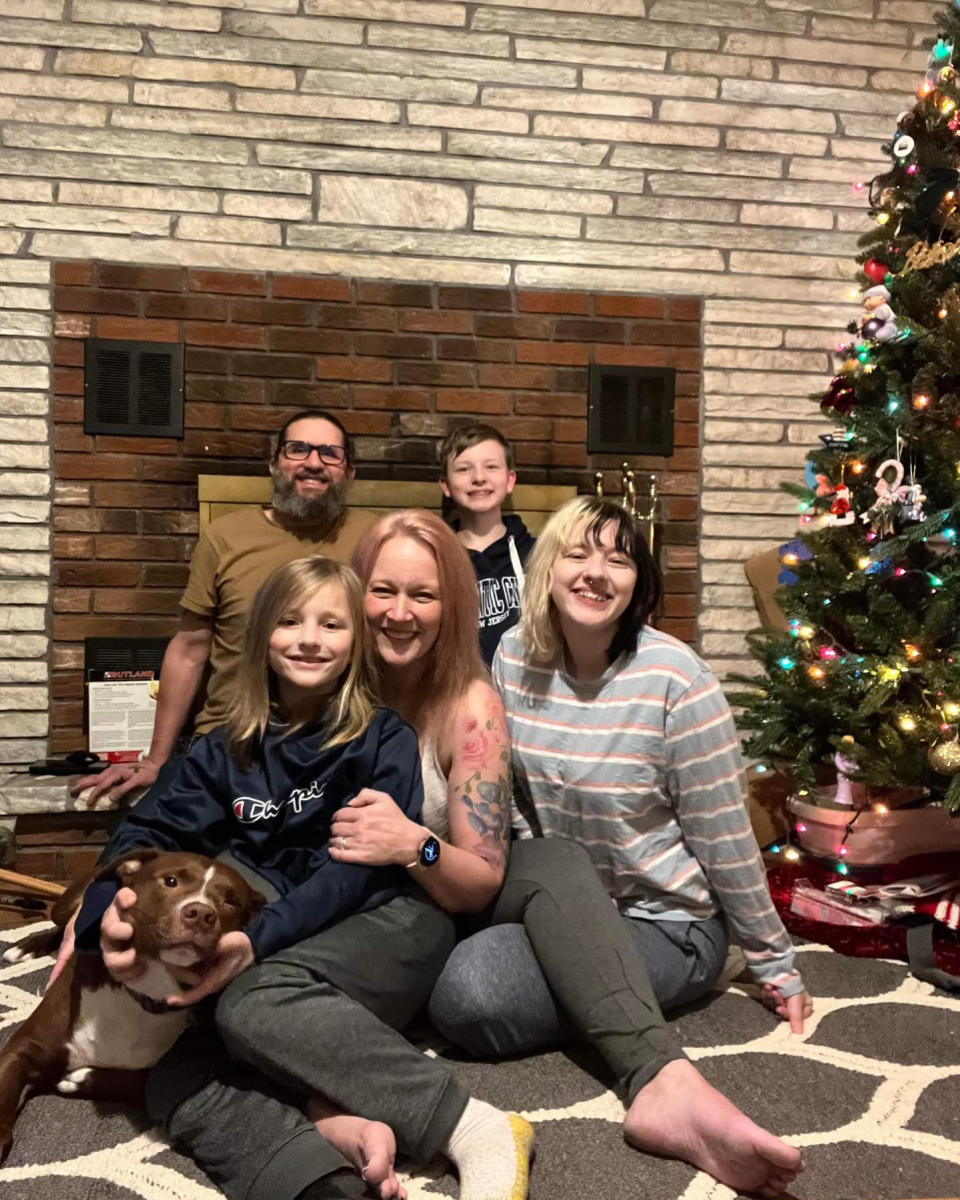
[267,581,354,709]
[441,438,516,517]
[549,520,638,640]
[363,535,443,670]
[270,416,354,522]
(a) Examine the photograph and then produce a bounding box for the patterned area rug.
[1,924,958,1200]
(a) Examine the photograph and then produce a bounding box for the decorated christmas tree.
[731,10,960,817]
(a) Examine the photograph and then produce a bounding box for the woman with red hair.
[334,509,511,915]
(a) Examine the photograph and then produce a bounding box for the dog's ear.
[94,847,162,887]
[235,880,267,917]
[216,863,267,918]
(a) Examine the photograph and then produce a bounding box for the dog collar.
[124,985,174,1015]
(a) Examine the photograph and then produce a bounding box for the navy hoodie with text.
[461,513,536,666]
[75,707,421,963]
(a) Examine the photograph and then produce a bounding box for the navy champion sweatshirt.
[75,707,422,962]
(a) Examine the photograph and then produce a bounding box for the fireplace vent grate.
[84,339,184,437]
[588,365,676,457]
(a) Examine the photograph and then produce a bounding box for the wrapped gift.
[790,880,890,926]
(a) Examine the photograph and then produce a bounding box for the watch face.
[420,835,441,867]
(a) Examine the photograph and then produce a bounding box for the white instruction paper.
[88,678,157,754]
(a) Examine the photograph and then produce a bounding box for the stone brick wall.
[0,1,941,764]
[49,261,701,753]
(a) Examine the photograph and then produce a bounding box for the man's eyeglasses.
[280,440,347,465]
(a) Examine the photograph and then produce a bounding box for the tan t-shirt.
[181,505,377,734]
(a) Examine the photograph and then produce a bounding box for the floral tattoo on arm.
[457,703,510,871]
[459,772,509,871]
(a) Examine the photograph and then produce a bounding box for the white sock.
[443,1098,534,1200]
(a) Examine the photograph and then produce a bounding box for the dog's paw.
[56,1068,93,1095]
[3,930,60,964]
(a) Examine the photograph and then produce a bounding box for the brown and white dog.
[0,848,264,1164]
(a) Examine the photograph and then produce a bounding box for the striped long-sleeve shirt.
[492,625,803,996]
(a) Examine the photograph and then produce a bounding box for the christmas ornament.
[859,285,898,341]
[929,739,960,775]
[863,258,890,284]
[861,458,909,534]
[778,537,813,584]
[865,556,893,575]
[780,538,813,563]
[901,481,926,522]
[827,482,855,527]
[893,134,916,158]
[820,375,856,415]
[820,428,853,451]
[834,736,858,806]
[874,459,910,504]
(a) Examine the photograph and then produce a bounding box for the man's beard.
[270,466,349,526]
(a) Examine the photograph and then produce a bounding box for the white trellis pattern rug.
[1,924,958,1200]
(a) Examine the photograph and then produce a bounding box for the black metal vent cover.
[587,365,676,457]
[84,339,184,437]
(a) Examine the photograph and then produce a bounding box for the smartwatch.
[419,834,441,868]
[405,831,441,869]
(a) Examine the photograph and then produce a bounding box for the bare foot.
[624,1059,802,1196]
[305,1095,406,1200]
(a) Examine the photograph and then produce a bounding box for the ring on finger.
[337,835,347,850]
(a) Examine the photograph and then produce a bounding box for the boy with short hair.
[439,423,536,665]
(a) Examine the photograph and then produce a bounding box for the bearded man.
[74,410,375,806]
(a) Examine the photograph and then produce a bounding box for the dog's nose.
[181,902,217,930]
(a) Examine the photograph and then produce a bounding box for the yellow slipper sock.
[443,1099,535,1200]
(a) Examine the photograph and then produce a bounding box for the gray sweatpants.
[146,892,466,1200]
[428,837,728,1101]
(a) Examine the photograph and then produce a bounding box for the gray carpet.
[1,925,958,1200]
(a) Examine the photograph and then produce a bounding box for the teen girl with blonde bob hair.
[519,495,661,666]
[432,496,814,1198]
[73,553,534,1200]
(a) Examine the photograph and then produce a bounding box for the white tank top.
[420,739,449,841]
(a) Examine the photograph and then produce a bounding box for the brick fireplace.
[50,260,702,755]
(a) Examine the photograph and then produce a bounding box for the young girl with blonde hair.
[72,555,534,1200]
